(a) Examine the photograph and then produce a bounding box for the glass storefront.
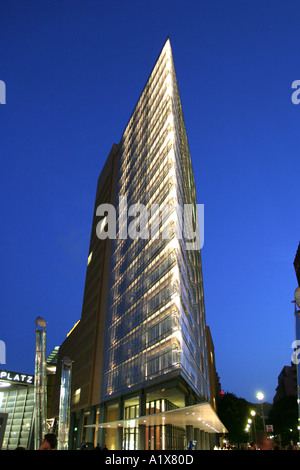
[0,381,34,449]
[145,424,185,450]
[123,426,139,450]
[93,395,189,450]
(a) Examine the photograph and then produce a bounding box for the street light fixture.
[256,392,264,402]
[245,417,254,442]
[256,392,266,432]
[251,410,257,443]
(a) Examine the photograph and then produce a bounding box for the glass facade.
[50,39,227,451]
[0,385,34,450]
[100,40,209,403]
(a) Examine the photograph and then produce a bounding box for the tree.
[268,396,298,447]
[217,392,253,447]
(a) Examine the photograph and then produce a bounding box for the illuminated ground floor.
[68,379,227,450]
[0,370,35,450]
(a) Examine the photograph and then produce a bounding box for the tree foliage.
[268,396,298,446]
[217,392,253,446]
[217,392,299,448]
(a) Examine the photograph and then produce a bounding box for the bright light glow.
[98,215,108,234]
[87,252,93,266]
[171,292,180,310]
[171,329,182,345]
[257,392,264,401]
[73,388,81,404]
[168,185,177,202]
[67,320,80,337]
[169,236,179,251]
[172,263,179,280]
[0,381,11,388]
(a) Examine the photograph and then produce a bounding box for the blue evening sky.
[1,0,299,404]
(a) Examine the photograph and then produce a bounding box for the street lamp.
[245,423,251,441]
[256,392,266,432]
[251,410,257,443]
[247,419,253,441]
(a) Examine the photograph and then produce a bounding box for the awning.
[85,402,227,434]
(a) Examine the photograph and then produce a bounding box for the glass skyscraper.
[101,38,209,402]
[51,38,226,450]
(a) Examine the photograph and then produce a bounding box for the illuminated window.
[87,252,93,266]
[73,388,81,405]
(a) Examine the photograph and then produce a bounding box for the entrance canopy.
[86,402,227,434]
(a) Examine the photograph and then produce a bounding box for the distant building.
[273,364,297,403]
[51,38,226,450]
[294,242,300,287]
[206,326,221,412]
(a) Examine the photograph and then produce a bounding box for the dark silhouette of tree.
[217,392,252,447]
[268,396,298,447]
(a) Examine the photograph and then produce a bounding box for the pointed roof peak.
[162,35,172,52]
[155,36,173,68]
[118,36,175,143]
[153,35,172,62]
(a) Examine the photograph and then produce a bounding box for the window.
[87,252,93,266]
[73,388,81,405]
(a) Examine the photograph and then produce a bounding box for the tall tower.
[51,38,226,450]
[101,38,209,403]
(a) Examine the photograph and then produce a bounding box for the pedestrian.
[39,433,57,450]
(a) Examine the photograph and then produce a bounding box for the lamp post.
[34,317,47,450]
[256,392,266,432]
[251,410,257,443]
[247,419,253,441]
